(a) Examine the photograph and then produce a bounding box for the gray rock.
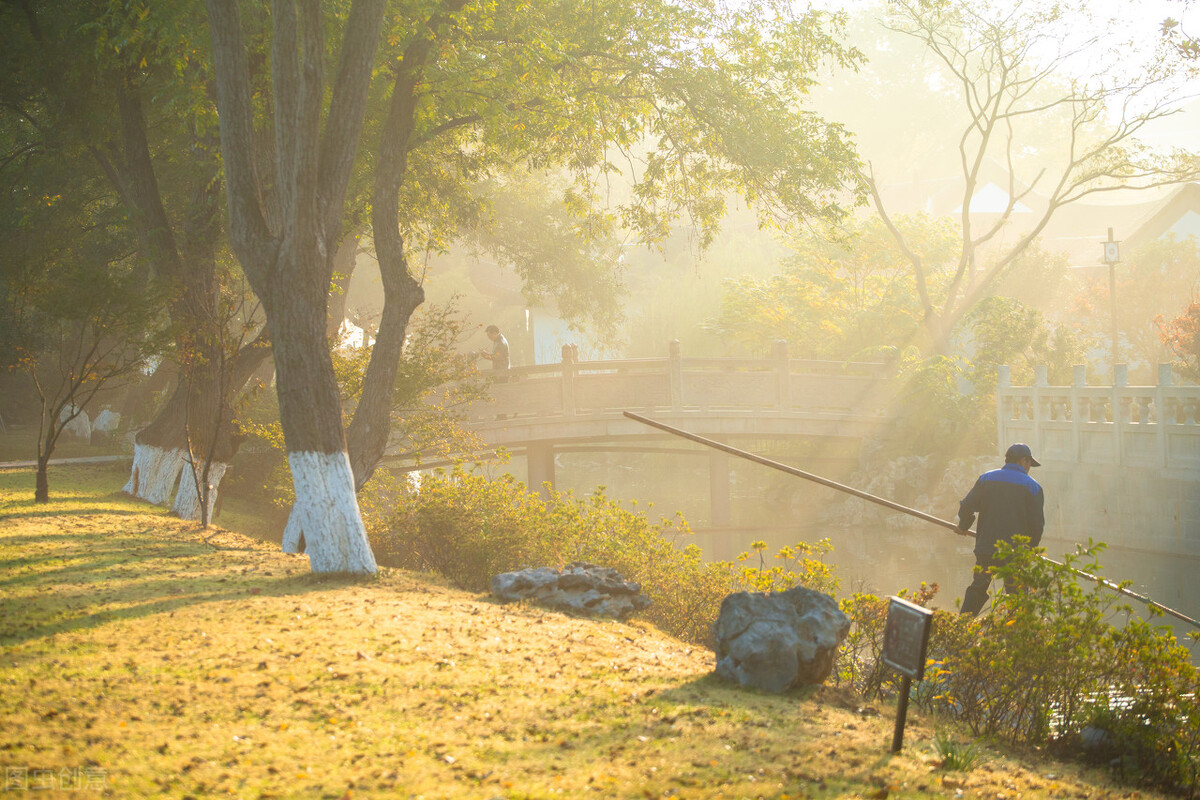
[490,562,651,619]
[713,586,850,693]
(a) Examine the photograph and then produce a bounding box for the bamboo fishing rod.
[622,411,1200,630]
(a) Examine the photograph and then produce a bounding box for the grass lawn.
[0,431,129,464]
[0,464,1164,799]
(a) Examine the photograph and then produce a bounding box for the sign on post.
[882,596,934,752]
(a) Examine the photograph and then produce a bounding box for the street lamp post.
[1103,228,1121,369]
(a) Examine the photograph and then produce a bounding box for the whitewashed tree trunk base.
[172,461,229,521]
[282,451,377,574]
[123,444,187,506]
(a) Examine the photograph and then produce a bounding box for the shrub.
[920,540,1200,794]
[366,467,1200,794]
[365,465,841,647]
[834,582,979,701]
[730,539,838,597]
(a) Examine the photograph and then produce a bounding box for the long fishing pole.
[622,411,1200,630]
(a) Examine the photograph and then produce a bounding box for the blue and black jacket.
[958,463,1044,559]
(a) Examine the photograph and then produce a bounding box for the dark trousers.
[960,550,1016,616]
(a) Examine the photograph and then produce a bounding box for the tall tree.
[0,116,162,501]
[0,0,272,518]
[868,0,1200,353]
[205,0,386,572]
[205,0,862,572]
[342,0,865,495]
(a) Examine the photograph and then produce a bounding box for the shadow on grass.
[0,530,203,583]
[0,502,154,520]
[0,527,371,647]
[0,573,366,647]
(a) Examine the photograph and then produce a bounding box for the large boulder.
[713,586,850,693]
[490,562,651,619]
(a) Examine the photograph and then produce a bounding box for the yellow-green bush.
[920,541,1199,794]
[364,465,836,647]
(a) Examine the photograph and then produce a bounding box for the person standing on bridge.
[956,443,1045,616]
[479,324,510,373]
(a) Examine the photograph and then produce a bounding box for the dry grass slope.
[0,465,1170,799]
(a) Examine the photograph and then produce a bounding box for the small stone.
[490,563,650,619]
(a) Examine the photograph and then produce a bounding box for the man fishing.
[956,443,1045,616]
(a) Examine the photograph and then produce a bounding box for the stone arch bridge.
[391,341,897,526]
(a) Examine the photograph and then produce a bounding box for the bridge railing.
[996,363,1200,470]
[467,340,895,423]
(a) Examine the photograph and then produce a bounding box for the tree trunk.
[173,460,228,523]
[124,442,188,506]
[125,333,270,517]
[125,364,229,510]
[35,458,49,504]
[268,252,376,574]
[342,19,458,491]
[344,250,424,491]
[206,0,386,573]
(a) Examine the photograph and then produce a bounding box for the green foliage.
[887,296,1086,456]
[965,296,1084,390]
[834,582,978,701]
[928,541,1199,792]
[934,728,984,772]
[374,0,864,333]
[470,174,627,337]
[333,298,487,464]
[704,214,959,358]
[889,351,982,455]
[833,546,1199,793]
[365,466,837,647]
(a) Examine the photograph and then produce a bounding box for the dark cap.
[485,324,499,334]
[1005,443,1040,467]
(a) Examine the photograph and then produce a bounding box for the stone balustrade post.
[561,343,577,416]
[1071,365,1086,461]
[1113,364,1127,466]
[773,340,791,410]
[1155,364,1172,467]
[1033,366,1047,456]
[669,339,683,411]
[996,365,1011,455]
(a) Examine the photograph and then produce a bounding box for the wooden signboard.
[882,596,933,681]
[882,596,934,752]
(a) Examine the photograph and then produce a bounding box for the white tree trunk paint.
[123,444,187,506]
[281,450,377,574]
[172,461,229,521]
